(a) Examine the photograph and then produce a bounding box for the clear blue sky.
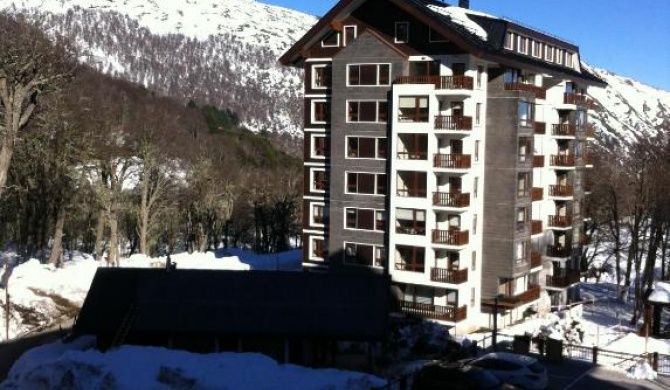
[265,0,670,91]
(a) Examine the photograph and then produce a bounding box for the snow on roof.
[648,281,670,304]
[426,5,491,41]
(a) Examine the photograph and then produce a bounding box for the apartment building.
[280,0,605,332]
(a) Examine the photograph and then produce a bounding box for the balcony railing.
[396,226,426,236]
[432,229,469,246]
[531,220,543,235]
[546,245,571,258]
[434,115,473,131]
[498,284,541,306]
[430,267,469,284]
[434,154,471,169]
[534,122,546,135]
[564,92,593,108]
[552,124,577,137]
[546,270,581,288]
[396,75,474,90]
[531,187,543,201]
[549,185,574,197]
[396,151,428,160]
[397,188,427,198]
[504,82,547,99]
[548,215,573,228]
[533,155,545,168]
[531,252,542,268]
[399,301,467,322]
[550,155,575,167]
[433,192,470,208]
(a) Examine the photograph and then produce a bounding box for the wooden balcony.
[432,229,469,246]
[430,267,468,284]
[546,270,581,288]
[549,185,574,197]
[504,82,547,99]
[546,245,571,258]
[548,215,573,228]
[531,187,543,201]
[531,220,543,235]
[564,92,594,108]
[399,301,467,322]
[395,75,474,90]
[534,122,546,135]
[531,252,542,268]
[499,284,541,307]
[397,151,428,160]
[552,124,577,137]
[434,115,473,131]
[433,192,470,208]
[585,125,595,138]
[533,155,545,168]
[550,155,575,167]
[433,154,471,169]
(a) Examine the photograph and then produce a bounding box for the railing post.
[653,352,659,371]
[592,346,598,365]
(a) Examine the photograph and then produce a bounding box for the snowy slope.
[2,0,669,143]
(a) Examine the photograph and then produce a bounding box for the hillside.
[2,0,669,143]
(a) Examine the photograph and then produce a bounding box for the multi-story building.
[280,0,604,332]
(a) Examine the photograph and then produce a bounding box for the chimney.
[459,0,470,8]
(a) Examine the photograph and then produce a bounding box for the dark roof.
[279,0,606,86]
[74,268,390,340]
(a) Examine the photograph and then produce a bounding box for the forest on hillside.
[0,13,303,266]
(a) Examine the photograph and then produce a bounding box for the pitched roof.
[74,268,390,340]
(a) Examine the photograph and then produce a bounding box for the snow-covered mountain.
[2,0,669,143]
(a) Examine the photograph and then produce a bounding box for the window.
[518,100,534,127]
[470,287,475,307]
[473,177,479,198]
[347,101,388,122]
[395,21,409,43]
[398,96,429,122]
[346,172,387,195]
[429,27,446,42]
[321,31,340,48]
[310,237,326,260]
[311,134,327,158]
[343,25,357,46]
[474,140,480,161]
[518,137,531,162]
[516,241,527,263]
[311,100,330,124]
[312,203,325,226]
[545,45,554,62]
[475,103,482,125]
[344,242,384,267]
[504,31,515,49]
[472,214,478,235]
[517,36,528,54]
[476,65,484,88]
[395,208,426,235]
[516,207,528,232]
[345,208,385,231]
[565,52,574,68]
[395,245,425,272]
[311,169,327,192]
[347,64,391,86]
[471,251,476,271]
[517,172,530,197]
[311,65,331,89]
[347,137,386,159]
[530,41,539,57]
[556,48,564,65]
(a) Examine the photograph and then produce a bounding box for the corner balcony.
[548,215,573,228]
[550,155,575,168]
[533,155,545,168]
[546,270,581,289]
[399,301,467,322]
[430,267,469,284]
[504,82,547,99]
[432,229,469,246]
[396,75,474,91]
[432,192,470,208]
[482,285,541,308]
[549,185,574,198]
[564,92,595,109]
[531,220,543,235]
[546,245,571,259]
[531,188,543,201]
[433,154,471,170]
[552,124,577,137]
[434,115,473,132]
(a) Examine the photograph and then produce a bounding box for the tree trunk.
[94,208,106,261]
[109,206,119,267]
[48,208,66,266]
[197,222,207,253]
[139,174,149,255]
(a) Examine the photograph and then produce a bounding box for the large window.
[398,96,429,122]
[347,64,391,86]
[344,242,384,267]
[347,137,387,159]
[395,245,425,272]
[311,100,330,124]
[395,208,426,235]
[345,208,385,231]
[395,21,409,43]
[346,172,387,195]
[347,101,388,122]
[518,100,534,127]
[311,65,332,89]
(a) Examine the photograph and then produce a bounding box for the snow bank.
[2,344,385,390]
[606,333,670,355]
[627,359,657,381]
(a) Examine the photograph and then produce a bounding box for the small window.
[471,251,477,271]
[474,140,480,161]
[518,100,534,127]
[556,48,564,65]
[565,52,574,68]
[516,241,527,263]
[504,31,514,49]
[475,103,482,125]
[476,65,484,88]
[472,214,478,235]
[532,41,542,58]
[311,65,331,89]
[311,169,327,193]
[312,203,325,226]
[310,237,326,260]
[473,177,479,198]
[517,36,528,54]
[518,137,531,162]
[395,21,409,43]
[343,25,357,46]
[311,100,330,124]
[516,207,528,232]
[311,134,327,158]
[545,45,554,62]
[517,172,530,197]
[321,31,340,48]
[470,287,475,307]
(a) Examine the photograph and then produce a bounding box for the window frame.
[347,64,392,87]
[311,134,327,159]
[321,31,340,48]
[398,95,429,123]
[311,202,326,227]
[344,207,385,232]
[311,64,331,90]
[310,168,327,193]
[395,21,409,43]
[344,242,385,268]
[346,100,388,123]
[309,236,326,261]
[504,31,515,50]
[517,36,528,54]
[395,208,427,236]
[345,172,387,196]
[346,136,387,160]
[343,25,358,46]
[311,99,329,124]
